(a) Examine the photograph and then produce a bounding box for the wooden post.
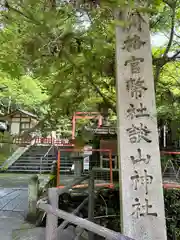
[109,150,113,185]
[115,156,118,169]
[57,150,60,187]
[115,7,167,240]
[51,197,89,240]
[88,172,95,240]
[46,188,58,240]
[72,114,76,139]
[26,175,39,222]
[100,155,103,168]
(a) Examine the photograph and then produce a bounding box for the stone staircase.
[6,145,74,174]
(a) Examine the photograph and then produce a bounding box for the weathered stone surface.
[12,227,45,240]
[0,176,48,240]
[115,11,167,240]
[12,226,89,240]
[0,188,28,214]
[0,217,24,240]
[0,187,28,239]
[0,173,49,188]
[27,175,39,222]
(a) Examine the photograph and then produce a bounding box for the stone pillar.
[74,157,83,177]
[46,188,58,240]
[88,172,95,240]
[27,175,39,222]
[115,8,167,240]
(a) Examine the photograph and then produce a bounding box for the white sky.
[151,33,168,47]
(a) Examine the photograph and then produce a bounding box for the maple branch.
[63,50,116,113]
[88,74,116,113]
[163,1,176,57]
[154,65,162,91]
[168,50,180,61]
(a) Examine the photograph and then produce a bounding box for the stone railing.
[0,145,31,170]
[37,175,134,240]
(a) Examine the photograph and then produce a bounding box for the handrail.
[0,145,30,170]
[44,144,54,159]
[56,148,113,188]
[40,144,54,175]
[38,202,134,240]
[37,176,134,240]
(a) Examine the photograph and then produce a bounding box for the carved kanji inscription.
[127,103,150,120]
[126,12,146,32]
[123,35,146,52]
[131,169,153,194]
[126,123,152,143]
[126,78,147,99]
[130,148,151,165]
[132,198,158,218]
[124,56,144,74]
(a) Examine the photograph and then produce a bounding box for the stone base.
[26,212,38,223]
[12,226,88,240]
[12,227,45,240]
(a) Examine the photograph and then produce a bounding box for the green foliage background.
[0,0,180,236]
[164,189,180,239]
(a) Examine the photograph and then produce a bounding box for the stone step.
[16,159,54,163]
[15,158,72,162]
[14,163,72,167]
[6,144,74,174]
[13,160,71,165]
[9,163,72,168]
[10,164,71,168]
[6,169,50,173]
[28,147,50,151]
[20,154,50,157]
[13,162,54,166]
[10,162,73,167]
[26,148,50,151]
[14,159,55,162]
[25,148,51,151]
[16,158,56,162]
[19,155,68,158]
[22,157,55,160]
[9,166,72,171]
[18,155,71,159]
[24,148,54,152]
[18,156,56,160]
[25,151,51,155]
[11,166,52,170]
[28,146,50,149]
[23,150,54,153]
[6,169,71,173]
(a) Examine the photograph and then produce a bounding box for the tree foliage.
[0,0,180,131]
[0,0,180,236]
[164,189,180,239]
[0,72,48,113]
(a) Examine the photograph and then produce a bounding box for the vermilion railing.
[161,151,180,155]
[55,149,180,190]
[56,148,113,189]
[163,183,180,189]
[0,136,73,146]
[32,137,72,145]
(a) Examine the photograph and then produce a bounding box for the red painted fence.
[0,136,73,146]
